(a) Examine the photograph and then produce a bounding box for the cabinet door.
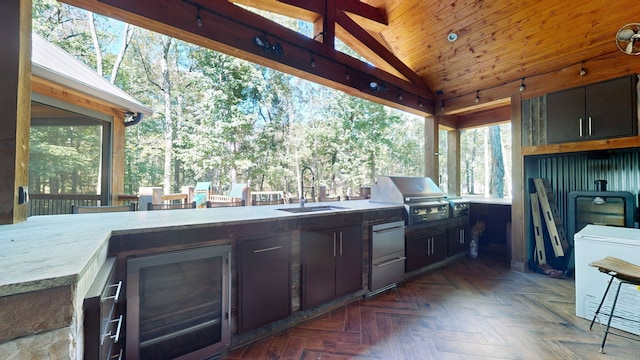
[586,76,636,140]
[302,230,337,309]
[447,224,470,256]
[238,233,291,333]
[547,87,585,144]
[427,231,448,265]
[335,225,363,298]
[405,234,428,272]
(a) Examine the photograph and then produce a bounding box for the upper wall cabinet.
[546,76,638,144]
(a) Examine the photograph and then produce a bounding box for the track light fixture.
[519,78,526,92]
[440,100,445,111]
[310,53,316,67]
[254,35,283,55]
[579,62,587,76]
[475,90,480,103]
[419,99,424,108]
[369,81,387,92]
[196,6,203,27]
[398,88,403,101]
[345,67,350,80]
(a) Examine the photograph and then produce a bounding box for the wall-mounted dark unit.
[567,191,637,244]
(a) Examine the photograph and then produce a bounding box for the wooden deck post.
[0,0,31,224]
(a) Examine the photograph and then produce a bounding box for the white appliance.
[574,225,640,336]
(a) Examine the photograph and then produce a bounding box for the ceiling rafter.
[75,0,432,114]
[278,0,425,88]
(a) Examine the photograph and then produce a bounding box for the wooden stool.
[588,256,640,353]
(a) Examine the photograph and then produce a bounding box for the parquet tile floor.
[225,251,640,359]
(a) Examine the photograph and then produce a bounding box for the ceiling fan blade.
[625,39,636,54]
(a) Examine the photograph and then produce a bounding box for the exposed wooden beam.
[65,0,432,115]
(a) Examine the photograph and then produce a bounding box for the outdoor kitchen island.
[0,199,469,359]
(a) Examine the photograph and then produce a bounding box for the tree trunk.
[161,36,173,195]
[88,12,103,76]
[489,125,504,198]
[110,23,134,84]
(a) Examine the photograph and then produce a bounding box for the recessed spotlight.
[447,33,458,42]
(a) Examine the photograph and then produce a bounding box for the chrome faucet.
[300,166,315,207]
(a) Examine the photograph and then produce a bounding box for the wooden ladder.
[532,178,569,258]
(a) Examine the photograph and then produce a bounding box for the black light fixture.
[475,90,480,103]
[419,99,424,108]
[196,6,203,27]
[369,81,387,92]
[519,78,526,92]
[254,34,283,55]
[398,88,403,101]
[579,61,587,76]
[310,53,316,67]
[345,67,350,80]
[440,100,445,111]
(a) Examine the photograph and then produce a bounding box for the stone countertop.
[0,200,400,297]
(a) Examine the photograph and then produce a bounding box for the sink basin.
[277,205,347,213]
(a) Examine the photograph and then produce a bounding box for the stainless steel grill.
[370,176,448,225]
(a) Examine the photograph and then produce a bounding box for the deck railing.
[28,194,101,216]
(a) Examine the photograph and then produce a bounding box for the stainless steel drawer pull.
[103,281,122,302]
[373,226,405,234]
[375,256,407,268]
[105,315,123,343]
[253,246,282,253]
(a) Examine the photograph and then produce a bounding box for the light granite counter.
[0,200,399,297]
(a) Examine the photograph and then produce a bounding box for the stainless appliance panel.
[370,251,406,293]
[370,176,444,204]
[371,220,405,259]
[369,221,407,296]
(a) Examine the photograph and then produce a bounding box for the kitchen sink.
[277,205,347,213]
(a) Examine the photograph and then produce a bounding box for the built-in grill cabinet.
[83,257,123,360]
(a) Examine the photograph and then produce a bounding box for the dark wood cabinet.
[237,233,291,333]
[302,224,362,309]
[547,76,637,144]
[405,228,447,272]
[447,220,470,256]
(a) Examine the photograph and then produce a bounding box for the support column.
[446,130,461,196]
[424,116,438,181]
[0,0,31,224]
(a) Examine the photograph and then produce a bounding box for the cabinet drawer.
[370,250,406,292]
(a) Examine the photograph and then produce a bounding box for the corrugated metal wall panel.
[535,149,640,233]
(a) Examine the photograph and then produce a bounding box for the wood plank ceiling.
[63,0,640,125]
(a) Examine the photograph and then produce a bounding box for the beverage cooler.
[126,245,231,360]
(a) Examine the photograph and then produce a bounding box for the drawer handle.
[373,226,405,234]
[103,281,122,302]
[375,256,407,268]
[104,315,123,344]
[253,246,282,253]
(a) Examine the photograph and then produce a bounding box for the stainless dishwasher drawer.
[371,220,405,258]
[370,250,406,292]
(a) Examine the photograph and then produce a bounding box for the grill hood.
[370,176,444,204]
